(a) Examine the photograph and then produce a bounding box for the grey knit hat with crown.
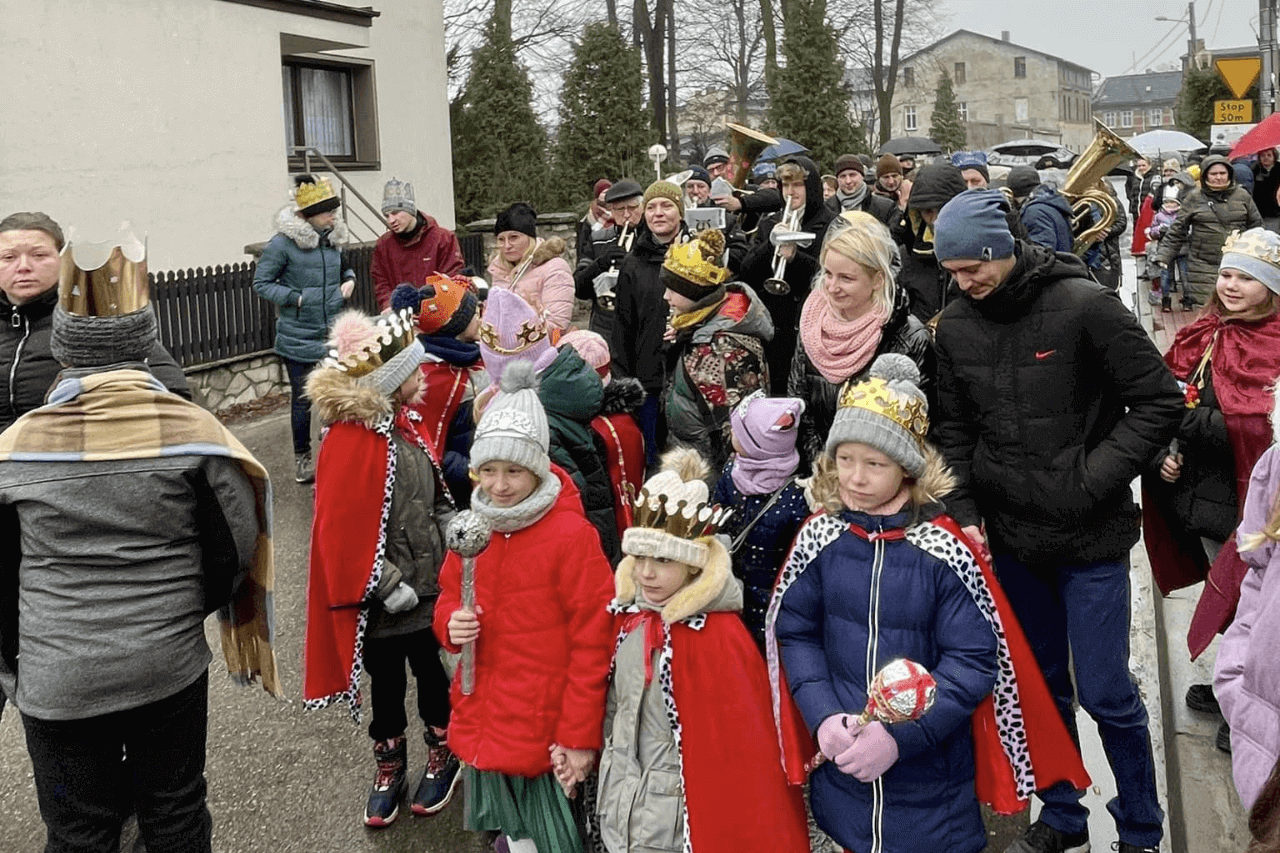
[470,360,551,478]
[826,354,928,476]
[381,178,416,216]
[51,304,159,367]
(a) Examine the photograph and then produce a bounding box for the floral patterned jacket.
[664,282,773,469]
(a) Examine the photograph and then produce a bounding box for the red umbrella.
[1228,112,1280,160]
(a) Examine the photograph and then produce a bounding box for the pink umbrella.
[1229,112,1280,160]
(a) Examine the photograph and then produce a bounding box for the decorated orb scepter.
[809,658,937,771]
[445,510,493,695]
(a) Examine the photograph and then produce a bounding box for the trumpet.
[764,206,814,296]
[593,222,634,311]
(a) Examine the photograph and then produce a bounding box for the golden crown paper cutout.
[478,319,547,355]
[664,239,729,288]
[296,177,337,210]
[837,378,929,446]
[1224,230,1280,267]
[324,308,417,377]
[625,482,733,540]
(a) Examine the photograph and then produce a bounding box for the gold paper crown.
[837,377,929,446]
[58,232,150,318]
[663,230,729,289]
[478,318,547,355]
[625,481,733,540]
[323,308,417,377]
[295,177,337,211]
[1223,229,1280,267]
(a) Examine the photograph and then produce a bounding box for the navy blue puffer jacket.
[774,507,998,853]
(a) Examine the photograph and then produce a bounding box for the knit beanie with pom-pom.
[469,360,551,479]
[825,353,929,475]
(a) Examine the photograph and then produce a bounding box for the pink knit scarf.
[798,289,889,385]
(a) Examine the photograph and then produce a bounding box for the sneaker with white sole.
[1005,820,1090,853]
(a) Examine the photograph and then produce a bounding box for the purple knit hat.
[477,287,558,384]
[730,392,805,495]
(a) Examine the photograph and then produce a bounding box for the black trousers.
[21,672,212,853]
[363,627,452,743]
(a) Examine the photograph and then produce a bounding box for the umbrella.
[990,137,1067,156]
[1128,129,1205,155]
[878,136,942,156]
[1229,112,1280,160]
[757,138,809,162]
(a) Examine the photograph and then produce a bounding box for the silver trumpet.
[593,221,634,312]
[764,206,814,296]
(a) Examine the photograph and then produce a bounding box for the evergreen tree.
[450,13,550,225]
[551,22,654,210]
[766,0,860,170]
[1175,64,1259,141]
[929,74,966,153]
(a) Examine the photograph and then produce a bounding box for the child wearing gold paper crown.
[594,448,811,853]
[768,354,1089,853]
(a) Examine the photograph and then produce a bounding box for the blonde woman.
[788,211,933,469]
[486,202,575,331]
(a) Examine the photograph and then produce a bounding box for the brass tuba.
[1059,120,1140,255]
[725,122,778,189]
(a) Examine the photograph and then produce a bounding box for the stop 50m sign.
[1214,100,1254,124]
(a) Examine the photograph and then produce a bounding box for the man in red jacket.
[372,178,465,310]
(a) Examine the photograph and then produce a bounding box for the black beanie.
[494,202,538,238]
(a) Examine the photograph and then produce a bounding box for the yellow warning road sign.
[1215,100,1254,123]
[1215,57,1262,99]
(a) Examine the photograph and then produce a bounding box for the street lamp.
[1155,2,1198,70]
[648,144,667,182]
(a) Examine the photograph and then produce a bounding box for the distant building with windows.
[887,29,1095,152]
[1092,70,1183,139]
[2,0,453,269]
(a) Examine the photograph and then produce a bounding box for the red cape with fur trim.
[659,611,811,853]
[303,420,391,716]
[591,412,646,540]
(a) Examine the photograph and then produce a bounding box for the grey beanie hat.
[825,354,928,476]
[381,178,416,216]
[362,338,426,396]
[934,190,1016,264]
[470,360,551,479]
[1221,228,1280,295]
[51,303,158,367]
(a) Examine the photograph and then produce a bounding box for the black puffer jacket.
[892,164,966,322]
[933,242,1183,564]
[788,285,934,469]
[610,224,686,395]
[0,288,191,431]
[1156,155,1263,304]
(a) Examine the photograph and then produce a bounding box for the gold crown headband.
[625,482,733,540]
[1223,229,1280,266]
[837,377,929,446]
[323,308,417,377]
[296,177,336,210]
[478,319,547,355]
[663,239,729,288]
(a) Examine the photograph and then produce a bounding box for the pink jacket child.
[1216,402,1280,811]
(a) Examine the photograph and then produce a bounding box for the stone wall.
[464,212,581,271]
[187,354,287,414]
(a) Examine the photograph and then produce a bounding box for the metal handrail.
[290,145,384,238]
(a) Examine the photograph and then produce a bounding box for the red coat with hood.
[372,212,465,309]
[433,466,615,777]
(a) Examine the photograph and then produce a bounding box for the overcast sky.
[933,0,1261,80]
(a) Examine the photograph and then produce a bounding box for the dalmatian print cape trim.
[904,523,1034,800]
[302,414,416,722]
[764,514,1035,800]
[608,603,706,853]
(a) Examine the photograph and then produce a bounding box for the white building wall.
[0,0,453,271]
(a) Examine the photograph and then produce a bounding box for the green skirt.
[463,766,583,853]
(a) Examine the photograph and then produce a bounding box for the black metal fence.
[459,233,486,276]
[151,244,379,369]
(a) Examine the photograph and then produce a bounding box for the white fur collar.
[273,205,351,249]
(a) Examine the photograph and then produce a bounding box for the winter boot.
[1161,295,1172,313]
[412,726,461,815]
[364,736,408,827]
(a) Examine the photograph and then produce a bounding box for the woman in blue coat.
[253,174,355,483]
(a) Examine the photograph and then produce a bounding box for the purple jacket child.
[1215,424,1280,811]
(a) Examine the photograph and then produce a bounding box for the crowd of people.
[3,136,1280,853]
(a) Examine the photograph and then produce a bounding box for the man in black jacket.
[931,190,1181,853]
[825,154,897,226]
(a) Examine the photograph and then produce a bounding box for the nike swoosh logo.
[1035,350,1056,360]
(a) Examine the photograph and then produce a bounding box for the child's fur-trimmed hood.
[306,364,395,428]
[273,205,351,250]
[614,535,742,624]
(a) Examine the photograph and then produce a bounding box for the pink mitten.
[834,721,900,782]
[816,714,856,759]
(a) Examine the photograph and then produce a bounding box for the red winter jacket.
[434,467,615,777]
[372,212,465,309]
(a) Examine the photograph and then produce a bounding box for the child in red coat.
[435,361,615,853]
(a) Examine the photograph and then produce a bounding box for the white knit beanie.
[470,360,551,479]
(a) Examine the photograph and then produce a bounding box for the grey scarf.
[837,184,868,211]
[472,470,563,533]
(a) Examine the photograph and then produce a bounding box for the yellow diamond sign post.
[1215,57,1262,99]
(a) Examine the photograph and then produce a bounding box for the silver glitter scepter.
[445,511,493,695]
